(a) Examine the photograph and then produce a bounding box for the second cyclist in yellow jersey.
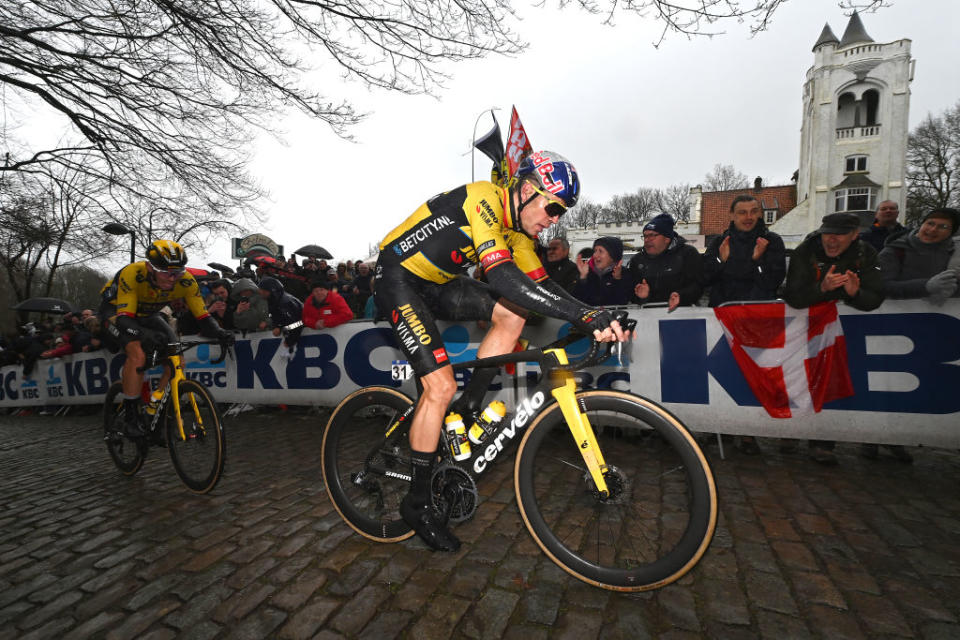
[99,240,233,437]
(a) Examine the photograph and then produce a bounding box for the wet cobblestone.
[1,410,959,637]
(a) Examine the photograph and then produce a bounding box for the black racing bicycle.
[321,314,718,591]
[103,339,228,494]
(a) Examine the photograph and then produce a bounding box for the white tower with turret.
[772,12,914,247]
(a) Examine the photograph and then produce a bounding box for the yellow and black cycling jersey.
[100,262,210,320]
[379,182,546,284]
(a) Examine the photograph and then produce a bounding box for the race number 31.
[391,360,414,381]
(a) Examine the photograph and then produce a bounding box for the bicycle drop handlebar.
[451,310,636,374]
[136,338,231,373]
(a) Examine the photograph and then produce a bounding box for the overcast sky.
[165,1,960,267]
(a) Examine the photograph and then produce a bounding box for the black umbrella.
[208,262,235,276]
[12,297,76,314]
[294,244,333,260]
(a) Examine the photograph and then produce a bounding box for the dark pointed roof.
[833,173,882,190]
[813,23,839,51]
[838,11,874,48]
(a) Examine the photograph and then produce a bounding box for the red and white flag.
[504,106,533,178]
[714,301,854,418]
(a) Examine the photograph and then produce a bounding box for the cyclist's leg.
[375,264,462,551]
[141,314,177,392]
[478,300,526,358]
[106,314,148,436]
[434,277,523,414]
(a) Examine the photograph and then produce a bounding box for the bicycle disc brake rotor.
[431,464,479,523]
[584,465,630,503]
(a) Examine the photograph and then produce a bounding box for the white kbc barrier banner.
[2,300,958,448]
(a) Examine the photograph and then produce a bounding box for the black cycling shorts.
[374,258,498,377]
[100,306,176,354]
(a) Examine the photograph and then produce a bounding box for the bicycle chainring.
[431,464,479,523]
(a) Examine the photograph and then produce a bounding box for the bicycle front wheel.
[103,381,146,476]
[515,390,717,592]
[165,380,226,494]
[321,386,416,542]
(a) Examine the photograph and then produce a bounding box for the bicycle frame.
[380,339,616,496]
[144,346,211,442]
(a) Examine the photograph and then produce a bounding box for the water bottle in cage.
[468,400,507,445]
[444,412,471,461]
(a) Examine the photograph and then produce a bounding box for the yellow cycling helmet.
[146,239,188,271]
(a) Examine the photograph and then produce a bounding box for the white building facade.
[772,13,914,247]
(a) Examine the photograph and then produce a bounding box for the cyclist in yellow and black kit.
[375,150,628,551]
[100,240,233,437]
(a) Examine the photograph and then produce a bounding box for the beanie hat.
[592,236,624,263]
[644,213,676,238]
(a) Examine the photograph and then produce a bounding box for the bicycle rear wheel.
[321,386,416,542]
[165,380,226,494]
[103,381,146,475]
[515,390,717,592]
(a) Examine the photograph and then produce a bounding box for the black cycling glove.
[216,328,235,347]
[572,308,614,336]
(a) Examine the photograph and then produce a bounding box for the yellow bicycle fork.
[544,348,611,497]
[167,354,204,441]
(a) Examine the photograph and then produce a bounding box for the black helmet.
[146,240,188,271]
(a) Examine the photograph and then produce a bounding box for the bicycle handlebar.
[135,338,231,373]
[552,310,636,372]
[451,310,635,374]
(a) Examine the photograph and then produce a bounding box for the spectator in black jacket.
[702,195,786,456]
[703,195,786,307]
[573,236,632,306]
[783,212,885,466]
[628,214,702,311]
[205,279,235,330]
[258,276,304,360]
[859,200,905,252]
[544,237,578,293]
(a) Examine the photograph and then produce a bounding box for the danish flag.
[714,301,854,418]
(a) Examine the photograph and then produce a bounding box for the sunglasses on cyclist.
[154,267,185,277]
[529,184,568,218]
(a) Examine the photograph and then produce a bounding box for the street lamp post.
[102,223,136,264]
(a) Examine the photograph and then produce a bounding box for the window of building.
[834,187,877,213]
[863,89,879,126]
[845,155,868,173]
[764,209,777,224]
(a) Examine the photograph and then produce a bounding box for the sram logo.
[473,391,545,473]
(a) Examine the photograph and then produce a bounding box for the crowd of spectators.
[0,259,380,383]
[5,204,958,461]
[1,309,104,378]
[546,199,958,465]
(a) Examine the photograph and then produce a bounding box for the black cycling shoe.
[400,494,461,552]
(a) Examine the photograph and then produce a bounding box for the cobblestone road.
[1,408,958,639]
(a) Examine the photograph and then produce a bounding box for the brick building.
[694,178,798,239]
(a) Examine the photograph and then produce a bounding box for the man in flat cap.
[784,213,884,312]
[783,212,885,465]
